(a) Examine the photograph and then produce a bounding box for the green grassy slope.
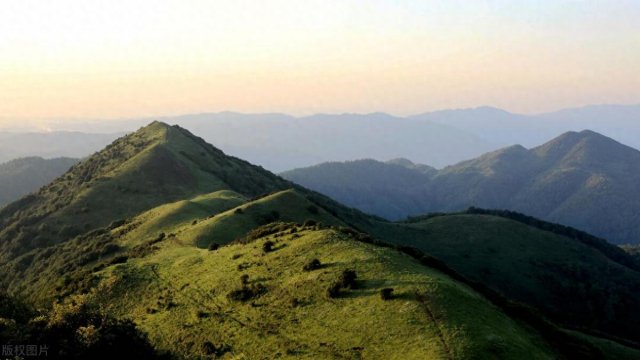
[0,188,344,304]
[0,190,246,302]
[179,189,345,248]
[90,226,558,359]
[2,121,639,357]
[0,122,290,262]
[364,214,640,343]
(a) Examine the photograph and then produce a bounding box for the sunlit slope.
[117,190,248,246]
[367,214,640,343]
[1,188,341,303]
[0,190,245,301]
[0,121,290,262]
[91,227,556,359]
[178,189,346,248]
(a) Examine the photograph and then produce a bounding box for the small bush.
[234,208,244,215]
[227,284,267,302]
[201,341,231,357]
[208,243,220,251]
[340,270,358,289]
[263,240,275,253]
[290,298,300,307]
[303,259,322,272]
[380,288,394,300]
[327,282,342,298]
[240,274,249,285]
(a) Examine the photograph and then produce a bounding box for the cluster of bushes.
[327,270,358,298]
[234,222,298,244]
[336,227,377,244]
[227,275,267,303]
[262,240,275,253]
[303,259,322,272]
[0,292,165,359]
[380,288,394,300]
[201,341,231,357]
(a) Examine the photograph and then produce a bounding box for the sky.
[1,0,639,121]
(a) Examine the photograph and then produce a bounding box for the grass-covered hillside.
[89,226,562,359]
[0,121,290,263]
[362,213,640,344]
[0,156,78,207]
[2,121,640,358]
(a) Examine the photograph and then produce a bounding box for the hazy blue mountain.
[536,104,640,149]
[168,112,498,172]
[284,130,640,244]
[0,157,78,207]
[5,104,639,173]
[282,159,434,219]
[0,131,120,163]
[411,104,640,150]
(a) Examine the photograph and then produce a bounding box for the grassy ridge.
[91,226,556,359]
[364,214,640,343]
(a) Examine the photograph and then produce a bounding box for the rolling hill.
[362,211,640,344]
[283,130,640,245]
[2,121,640,358]
[0,157,78,207]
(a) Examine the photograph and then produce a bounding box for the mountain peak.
[0,121,290,260]
[533,129,630,160]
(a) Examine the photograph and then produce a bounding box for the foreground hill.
[362,211,640,344]
[2,122,640,357]
[89,225,560,359]
[283,130,640,244]
[0,157,78,207]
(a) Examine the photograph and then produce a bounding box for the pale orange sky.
[1,0,639,120]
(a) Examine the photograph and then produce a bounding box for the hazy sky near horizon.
[1,0,639,120]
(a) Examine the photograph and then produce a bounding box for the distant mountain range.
[283,130,640,245]
[0,131,120,164]
[0,157,78,207]
[4,103,639,172]
[410,104,640,150]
